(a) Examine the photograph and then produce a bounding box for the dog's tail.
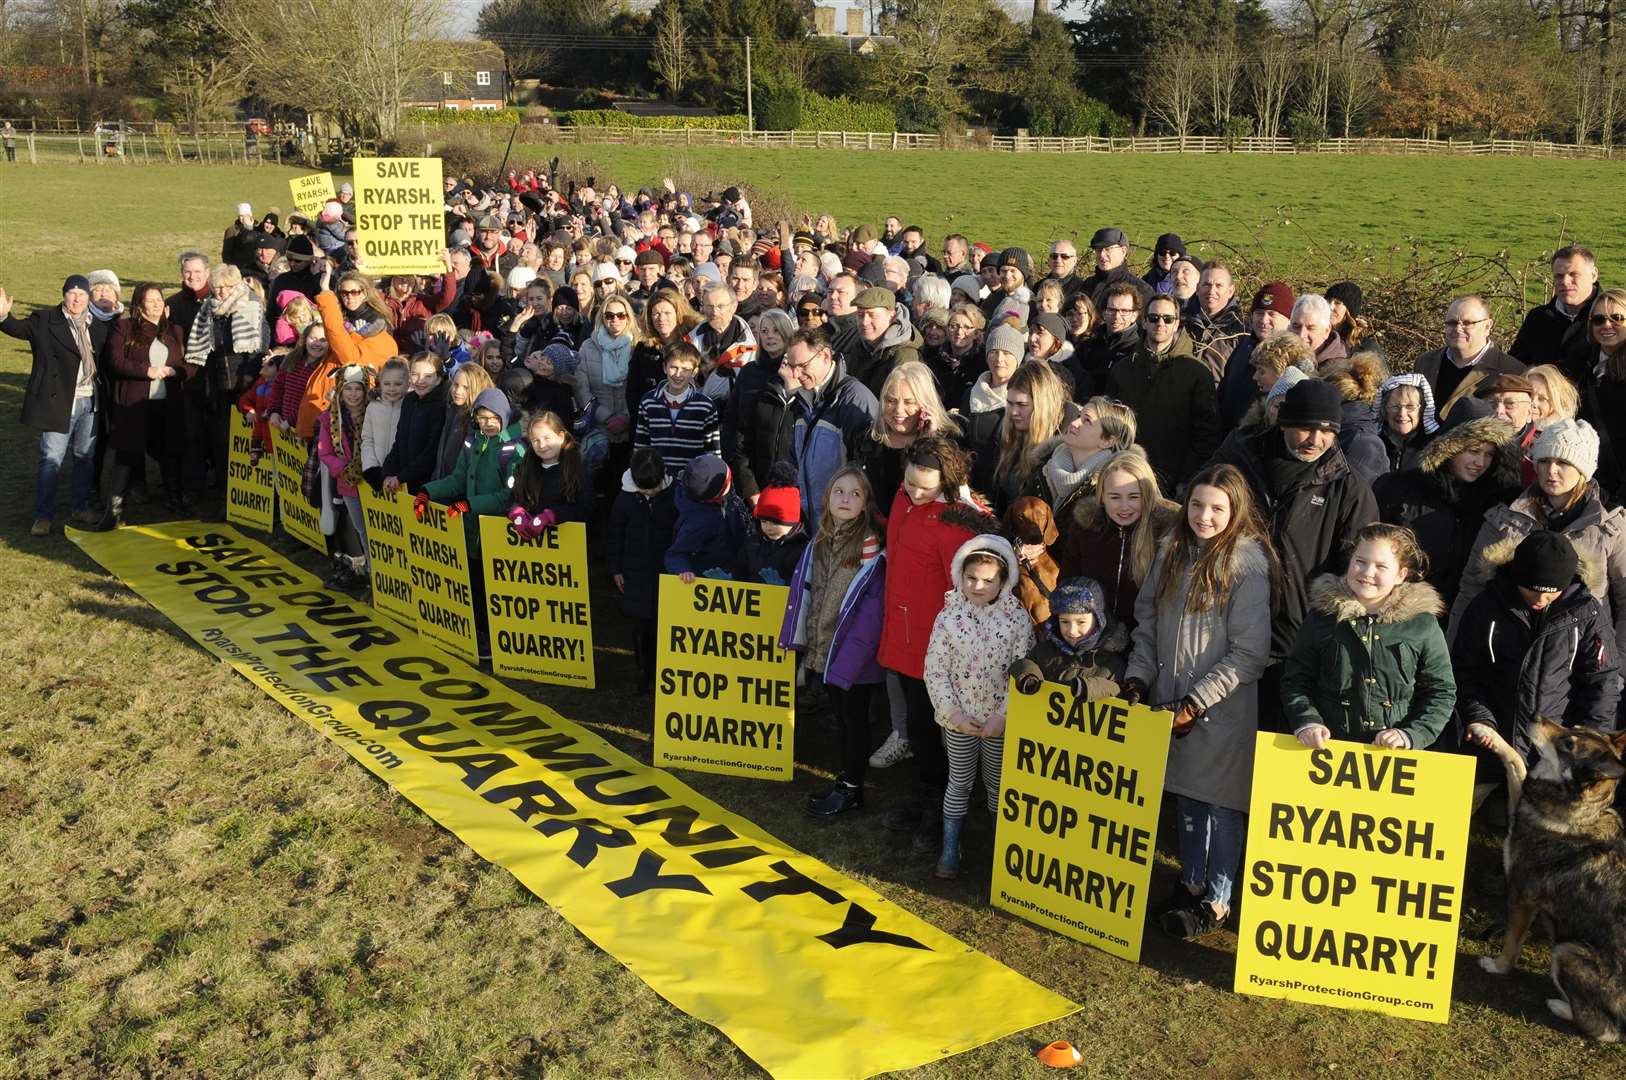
[1467,722,1528,819]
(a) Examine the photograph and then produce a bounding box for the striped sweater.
[633,382,721,478]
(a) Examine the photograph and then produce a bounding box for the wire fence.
[0,120,377,167]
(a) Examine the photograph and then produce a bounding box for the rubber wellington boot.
[934,816,964,880]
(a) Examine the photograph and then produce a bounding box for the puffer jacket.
[422,419,525,516]
[1372,416,1522,609]
[780,542,887,689]
[578,327,635,441]
[877,490,986,680]
[1104,330,1219,490]
[1210,428,1378,660]
[924,535,1037,727]
[1281,575,1455,748]
[1454,549,1621,780]
[1448,482,1626,650]
[1009,615,1130,702]
[664,483,749,578]
[1126,536,1273,812]
[310,292,396,436]
[360,397,403,481]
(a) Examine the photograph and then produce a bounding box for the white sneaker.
[868,731,913,769]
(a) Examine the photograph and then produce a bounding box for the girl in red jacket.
[876,436,992,848]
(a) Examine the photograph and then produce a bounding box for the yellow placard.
[352,156,444,275]
[479,518,595,688]
[288,171,336,217]
[226,423,275,533]
[359,485,415,628]
[1233,734,1474,1023]
[991,689,1169,963]
[68,522,1080,1078]
[267,425,326,552]
[406,500,480,664]
[654,576,795,781]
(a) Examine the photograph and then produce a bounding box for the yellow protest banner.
[359,486,415,629]
[991,688,1169,963]
[288,171,336,217]
[352,156,444,275]
[267,425,325,552]
[226,423,275,533]
[406,501,480,664]
[68,522,1079,1078]
[1233,734,1474,1023]
[479,518,595,688]
[654,575,794,781]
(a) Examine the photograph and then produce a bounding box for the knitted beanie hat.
[1531,418,1600,481]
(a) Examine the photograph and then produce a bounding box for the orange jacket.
[299,291,399,437]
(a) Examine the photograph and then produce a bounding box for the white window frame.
[476,71,491,87]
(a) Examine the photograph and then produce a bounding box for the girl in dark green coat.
[1282,523,1456,750]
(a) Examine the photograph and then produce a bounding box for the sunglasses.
[1591,312,1626,326]
[1145,313,1180,325]
[797,308,826,319]
[603,310,629,321]
[338,289,363,298]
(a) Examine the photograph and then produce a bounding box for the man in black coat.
[1209,379,1378,726]
[1078,227,1151,308]
[1411,294,1525,419]
[166,251,212,341]
[1,275,111,535]
[1509,245,1601,371]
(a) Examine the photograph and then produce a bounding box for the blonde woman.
[1058,448,1181,631]
[1042,395,1136,519]
[858,360,962,511]
[1527,363,1579,431]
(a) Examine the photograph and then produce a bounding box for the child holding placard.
[736,464,808,587]
[1282,522,1456,752]
[507,411,592,535]
[1008,577,1128,700]
[781,466,887,817]
[1122,464,1274,939]
[924,534,1035,880]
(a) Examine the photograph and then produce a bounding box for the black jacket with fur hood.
[1372,416,1523,610]
[1281,575,1456,749]
[1453,545,1622,777]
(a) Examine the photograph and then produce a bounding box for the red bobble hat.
[754,485,802,525]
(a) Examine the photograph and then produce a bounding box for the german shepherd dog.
[1470,717,1626,1040]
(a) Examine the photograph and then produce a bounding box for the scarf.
[1043,444,1114,504]
[63,306,95,391]
[966,372,1009,414]
[592,324,632,386]
[1261,431,1321,495]
[89,302,123,324]
[339,402,366,491]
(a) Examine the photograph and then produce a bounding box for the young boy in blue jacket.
[665,454,748,582]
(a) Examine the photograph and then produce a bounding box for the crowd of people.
[6,166,1624,941]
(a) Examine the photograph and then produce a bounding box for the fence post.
[27,133,35,164]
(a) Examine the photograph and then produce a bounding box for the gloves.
[412,490,430,521]
[533,508,556,531]
[1067,674,1090,700]
[445,501,470,519]
[507,506,555,540]
[362,466,383,493]
[1156,699,1201,738]
[1007,658,1043,696]
[506,504,528,529]
[1119,677,1147,707]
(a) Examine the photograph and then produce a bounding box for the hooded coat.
[664,483,749,578]
[1008,608,1130,701]
[1281,575,1455,748]
[924,535,1037,729]
[1372,416,1523,608]
[1104,330,1219,490]
[1453,547,1621,779]
[1320,352,1390,485]
[422,414,525,515]
[834,308,924,398]
[1448,483,1626,650]
[1126,535,1274,812]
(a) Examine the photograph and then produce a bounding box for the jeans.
[36,394,97,519]
[1176,796,1247,914]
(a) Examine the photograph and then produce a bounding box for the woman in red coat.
[876,436,992,844]
[96,282,192,526]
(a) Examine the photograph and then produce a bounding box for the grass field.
[2,160,1624,1078]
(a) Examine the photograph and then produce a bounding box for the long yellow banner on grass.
[69,523,1077,1079]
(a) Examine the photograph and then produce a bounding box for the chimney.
[846,7,864,36]
[814,6,835,35]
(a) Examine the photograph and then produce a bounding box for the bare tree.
[1249,37,1297,141]
[1302,43,1333,131]
[1203,37,1243,130]
[1144,44,1203,139]
[216,0,454,140]
[163,56,245,136]
[651,2,690,100]
[1329,46,1382,137]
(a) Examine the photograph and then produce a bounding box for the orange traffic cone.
[1037,1040,1082,1068]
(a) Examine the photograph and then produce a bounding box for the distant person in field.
[1411,294,1525,422]
[1510,245,1602,370]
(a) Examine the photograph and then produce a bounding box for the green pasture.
[0,160,1621,1078]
